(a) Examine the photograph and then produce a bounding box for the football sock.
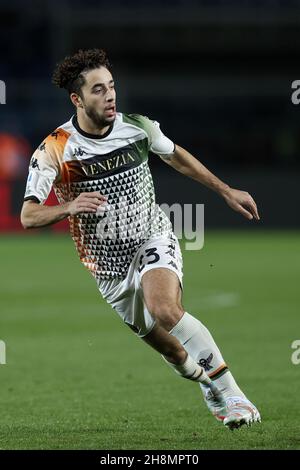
[162,352,212,385]
[169,311,245,399]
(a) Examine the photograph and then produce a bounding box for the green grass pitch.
[0,230,299,450]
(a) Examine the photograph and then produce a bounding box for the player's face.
[81,67,116,128]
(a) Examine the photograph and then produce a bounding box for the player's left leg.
[167,310,261,429]
[141,266,261,429]
[141,266,239,397]
[141,319,227,415]
[139,268,226,413]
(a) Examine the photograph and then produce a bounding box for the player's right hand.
[67,191,108,216]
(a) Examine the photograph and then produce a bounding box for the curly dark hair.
[52,48,112,97]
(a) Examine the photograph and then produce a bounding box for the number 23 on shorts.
[138,247,160,273]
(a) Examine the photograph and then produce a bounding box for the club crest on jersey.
[198,353,213,371]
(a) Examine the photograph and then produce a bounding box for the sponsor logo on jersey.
[81,152,136,177]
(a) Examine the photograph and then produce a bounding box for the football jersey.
[24,113,175,280]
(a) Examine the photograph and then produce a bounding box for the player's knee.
[148,302,184,331]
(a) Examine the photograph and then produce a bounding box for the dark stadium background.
[1,0,300,230]
[0,0,299,451]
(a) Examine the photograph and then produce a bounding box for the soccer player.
[21,49,261,430]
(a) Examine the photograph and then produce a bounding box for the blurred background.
[1,0,300,231]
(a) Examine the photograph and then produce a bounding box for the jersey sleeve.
[144,117,175,156]
[24,140,60,204]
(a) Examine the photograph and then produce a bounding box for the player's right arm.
[20,133,107,229]
[21,192,107,229]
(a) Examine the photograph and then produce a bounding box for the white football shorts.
[98,234,183,337]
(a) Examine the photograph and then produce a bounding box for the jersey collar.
[72,114,114,140]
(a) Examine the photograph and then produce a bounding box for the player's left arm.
[160,144,260,221]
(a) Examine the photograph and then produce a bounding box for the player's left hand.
[222,188,260,220]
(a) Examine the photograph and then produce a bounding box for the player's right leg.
[141,321,227,417]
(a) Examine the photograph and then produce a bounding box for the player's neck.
[76,110,111,137]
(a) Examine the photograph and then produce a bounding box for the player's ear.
[70,92,83,108]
